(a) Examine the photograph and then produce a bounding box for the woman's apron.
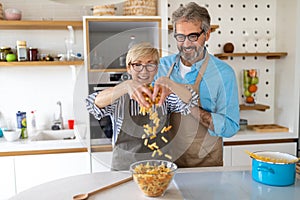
[111,94,170,171]
[166,54,223,167]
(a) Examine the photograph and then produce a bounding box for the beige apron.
[166,54,223,167]
[111,94,170,171]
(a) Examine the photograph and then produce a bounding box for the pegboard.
[167,0,277,125]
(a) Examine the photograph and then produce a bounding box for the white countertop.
[8,166,300,200]
[0,137,86,152]
[0,128,297,154]
[223,129,298,142]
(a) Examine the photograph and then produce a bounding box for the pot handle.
[257,166,275,174]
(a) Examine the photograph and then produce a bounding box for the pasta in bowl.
[130,160,177,197]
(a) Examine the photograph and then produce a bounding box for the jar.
[0,47,12,61]
[239,119,248,131]
[28,47,38,61]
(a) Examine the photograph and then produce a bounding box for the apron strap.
[166,54,210,107]
[193,54,210,93]
[166,62,176,78]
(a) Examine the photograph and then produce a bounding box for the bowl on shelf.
[5,8,22,20]
[3,129,21,142]
[223,42,234,53]
[130,160,177,197]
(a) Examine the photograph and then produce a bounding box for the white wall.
[275,0,298,133]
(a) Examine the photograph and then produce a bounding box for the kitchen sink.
[30,130,76,141]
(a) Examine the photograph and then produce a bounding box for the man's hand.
[153,77,172,106]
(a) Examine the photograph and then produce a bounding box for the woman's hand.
[125,80,153,108]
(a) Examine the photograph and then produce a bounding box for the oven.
[88,72,130,140]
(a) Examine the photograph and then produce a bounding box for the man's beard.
[178,45,204,64]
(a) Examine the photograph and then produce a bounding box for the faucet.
[52,101,64,130]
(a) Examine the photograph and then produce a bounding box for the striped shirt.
[86,88,198,144]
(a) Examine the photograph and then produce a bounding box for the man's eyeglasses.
[130,63,157,72]
[174,30,205,42]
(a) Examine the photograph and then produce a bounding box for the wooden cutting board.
[247,124,289,132]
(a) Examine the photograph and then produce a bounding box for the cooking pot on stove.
[250,151,299,186]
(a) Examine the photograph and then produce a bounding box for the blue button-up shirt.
[155,51,240,138]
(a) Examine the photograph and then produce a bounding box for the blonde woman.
[86,42,198,170]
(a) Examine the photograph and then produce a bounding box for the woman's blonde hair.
[126,42,159,67]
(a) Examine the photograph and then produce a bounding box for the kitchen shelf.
[0,60,84,66]
[168,24,219,32]
[0,20,83,30]
[214,52,288,60]
[89,68,127,72]
[240,104,270,112]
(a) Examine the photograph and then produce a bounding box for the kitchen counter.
[223,129,298,142]
[8,166,300,200]
[0,137,88,156]
[90,130,298,152]
[0,128,297,156]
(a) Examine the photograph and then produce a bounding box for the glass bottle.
[16,40,27,61]
[128,35,136,49]
[119,35,136,67]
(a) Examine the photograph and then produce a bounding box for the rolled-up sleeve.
[85,92,114,120]
[166,87,199,115]
[207,64,240,138]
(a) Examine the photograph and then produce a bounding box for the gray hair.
[172,2,211,33]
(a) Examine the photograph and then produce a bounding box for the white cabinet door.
[231,142,297,167]
[15,152,90,193]
[91,152,112,173]
[0,156,16,200]
[223,146,232,167]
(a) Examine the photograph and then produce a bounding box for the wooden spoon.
[73,176,133,200]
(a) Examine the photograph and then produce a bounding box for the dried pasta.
[245,150,300,164]
[132,162,174,197]
[139,85,173,160]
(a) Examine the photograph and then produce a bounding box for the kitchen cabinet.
[225,142,297,167]
[223,146,232,167]
[84,16,162,72]
[91,152,112,173]
[0,156,16,200]
[14,152,90,193]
